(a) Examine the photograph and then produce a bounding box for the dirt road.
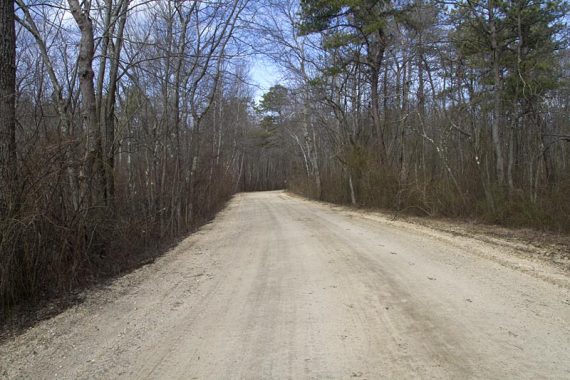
[1,191,569,379]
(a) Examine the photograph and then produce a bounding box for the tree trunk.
[104,0,129,207]
[0,0,17,213]
[489,1,505,186]
[348,172,357,206]
[68,0,104,205]
[368,30,386,163]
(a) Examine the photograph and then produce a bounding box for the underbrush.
[0,169,234,323]
[289,168,570,234]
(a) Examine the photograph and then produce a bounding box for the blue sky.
[250,59,282,102]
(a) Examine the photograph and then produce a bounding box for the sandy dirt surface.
[1,191,569,379]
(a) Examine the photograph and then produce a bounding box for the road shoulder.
[285,191,570,289]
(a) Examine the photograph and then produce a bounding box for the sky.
[250,59,282,103]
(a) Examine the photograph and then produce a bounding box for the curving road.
[1,191,569,379]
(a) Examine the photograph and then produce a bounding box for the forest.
[1,0,568,308]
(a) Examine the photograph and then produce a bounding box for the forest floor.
[1,191,569,379]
